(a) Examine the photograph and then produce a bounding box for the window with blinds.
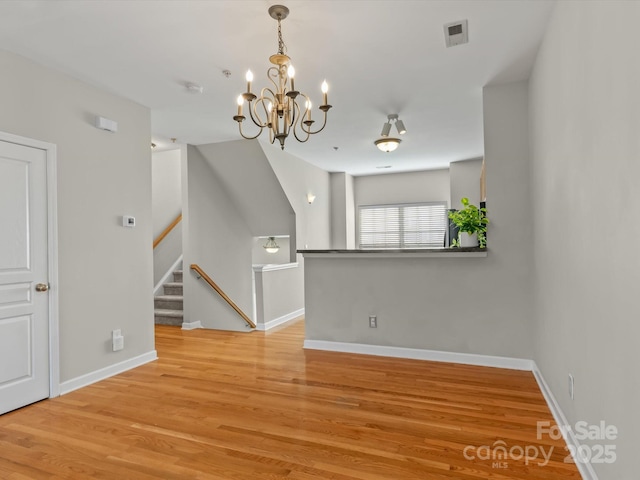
[358,202,448,249]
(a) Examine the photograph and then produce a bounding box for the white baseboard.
[59,350,158,395]
[256,308,304,331]
[153,254,183,295]
[182,320,202,330]
[532,363,598,480]
[303,340,534,371]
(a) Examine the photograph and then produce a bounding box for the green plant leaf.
[449,198,489,245]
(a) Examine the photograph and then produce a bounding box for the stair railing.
[153,213,182,249]
[190,264,256,329]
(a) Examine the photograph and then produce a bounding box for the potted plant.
[448,197,489,248]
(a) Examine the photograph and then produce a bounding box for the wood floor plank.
[0,320,581,479]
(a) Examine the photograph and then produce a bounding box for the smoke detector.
[185,82,204,94]
[444,20,468,48]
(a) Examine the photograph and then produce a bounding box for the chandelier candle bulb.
[288,65,295,92]
[236,96,244,116]
[322,80,328,105]
[245,70,253,93]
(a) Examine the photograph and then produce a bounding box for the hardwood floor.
[0,321,581,479]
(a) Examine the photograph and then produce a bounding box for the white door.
[0,139,50,414]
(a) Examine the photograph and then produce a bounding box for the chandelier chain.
[277,18,287,55]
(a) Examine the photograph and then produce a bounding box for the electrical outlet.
[112,329,124,352]
[568,374,574,400]
[113,336,124,351]
[369,315,377,328]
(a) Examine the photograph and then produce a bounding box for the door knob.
[35,283,49,292]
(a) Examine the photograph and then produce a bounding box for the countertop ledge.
[298,248,488,258]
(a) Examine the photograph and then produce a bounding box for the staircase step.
[163,282,183,295]
[154,308,183,326]
[154,295,183,310]
[172,270,183,282]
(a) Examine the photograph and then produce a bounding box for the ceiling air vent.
[444,20,468,48]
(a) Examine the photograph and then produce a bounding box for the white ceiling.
[0,0,555,176]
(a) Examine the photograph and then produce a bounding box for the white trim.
[256,308,304,331]
[0,131,57,153]
[153,254,183,295]
[59,350,158,395]
[253,268,262,327]
[45,142,60,398]
[256,235,290,239]
[532,363,598,480]
[181,320,202,330]
[251,267,257,327]
[303,340,534,371]
[252,262,299,272]
[0,132,61,398]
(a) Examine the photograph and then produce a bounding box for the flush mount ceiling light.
[375,114,406,152]
[374,138,401,153]
[233,4,332,150]
[263,236,280,253]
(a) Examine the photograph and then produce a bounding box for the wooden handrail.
[190,264,256,329]
[153,213,182,249]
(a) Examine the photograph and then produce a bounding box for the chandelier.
[233,5,332,150]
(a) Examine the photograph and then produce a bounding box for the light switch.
[122,215,136,227]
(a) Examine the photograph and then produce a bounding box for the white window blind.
[359,202,448,249]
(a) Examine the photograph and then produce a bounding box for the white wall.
[261,143,331,251]
[330,172,355,249]
[354,169,451,247]
[196,141,295,240]
[182,140,328,331]
[330,173,346,249]
[152,148,182,239]
[450,158,483,209]
[182,145,254,331]
[529,2,640,478]
[345,174,355,249]
[260,143,331,321]
[355,169,450,207]
[254,264,304,330]
[0,50,154,384]
[304,82,534,360]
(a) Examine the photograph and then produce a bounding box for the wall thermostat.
[122,215,136,227]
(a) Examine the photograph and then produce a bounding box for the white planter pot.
[459,232,478,248]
